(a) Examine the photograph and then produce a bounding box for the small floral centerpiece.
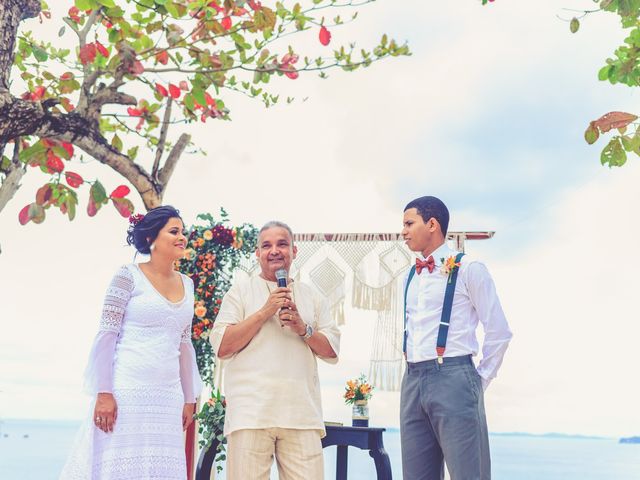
[344,374,374,427]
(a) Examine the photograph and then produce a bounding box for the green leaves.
[90,180,108,205]
[570,17,580,34]
[75,0,98,9]
[585,124,600,144]
[32,45,48,62]
[585,112,640,166]
[12,0,410,226]
[601,137,627,167]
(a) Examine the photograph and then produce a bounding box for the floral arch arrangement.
[174,209,258,461]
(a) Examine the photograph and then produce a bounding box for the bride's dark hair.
[126,205,182,254]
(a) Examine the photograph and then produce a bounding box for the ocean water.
[1,419,639,480]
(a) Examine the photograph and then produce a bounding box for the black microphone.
[275,268,288,288]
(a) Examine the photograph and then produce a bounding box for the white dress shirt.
[405,243,512,389]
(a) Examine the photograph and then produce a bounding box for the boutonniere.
[440,255,462,283]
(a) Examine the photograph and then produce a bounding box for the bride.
[60,205,202,479]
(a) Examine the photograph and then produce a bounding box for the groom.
[400,196,512,480]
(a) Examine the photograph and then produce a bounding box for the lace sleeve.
[83,266,135,394]
[179,324,203,403]
[100,266,135,332]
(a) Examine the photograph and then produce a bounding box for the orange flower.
[203,229,213,241]
[195,305,207,318]
[347,380,357,390]
[440,255,462,276]
[183,248,195,260]
[360,384,371,395]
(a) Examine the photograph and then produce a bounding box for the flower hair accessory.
[128,213,145,226]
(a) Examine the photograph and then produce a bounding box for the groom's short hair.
[404,196,450,236]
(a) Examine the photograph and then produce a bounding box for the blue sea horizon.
[1,418,639,480]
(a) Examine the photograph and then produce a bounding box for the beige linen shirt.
[209,276,340,437]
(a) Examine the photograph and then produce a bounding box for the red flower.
[111,185,130,198]
[280,54,299,80]
[61,142,74,158]
[87,197,98,217]
[247,1,261,11]
[68,6,81,23]
[284,68,298,80]
[221,16,232,30]
[46,151,64,173]
[96,41,109,58]
[156,50,169,65]
[168,83,181,99]
[208,1,224,13]
[79,43,97,65]
[65,171,83,188]
[155,83,168,97]
[319,26,331,46]
[32,86,46,100]
[127,107,142,116]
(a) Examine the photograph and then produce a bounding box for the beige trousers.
[226,428,324,480]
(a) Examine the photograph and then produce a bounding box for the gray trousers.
[400,355,490,480]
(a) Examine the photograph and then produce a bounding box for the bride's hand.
[94,393,117,433]
[182,403,196,430]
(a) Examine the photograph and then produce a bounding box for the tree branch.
[87,87,137,121]
[0,141,25,215]
[29,111,163,209]
[0,93,45,144]
[157,133,190,192]
[75,8,103,114]
[153,97,173,181]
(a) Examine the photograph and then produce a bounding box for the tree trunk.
[0,0,41,92]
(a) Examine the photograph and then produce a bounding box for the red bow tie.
[416,256,435,274]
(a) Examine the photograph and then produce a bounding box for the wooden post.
[185,400,199,480]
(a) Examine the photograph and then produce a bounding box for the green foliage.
[174,209,257,470]
[194,390,227,472]
[10,0,410,223]
[480,0,640,167]
[175,209,258,386]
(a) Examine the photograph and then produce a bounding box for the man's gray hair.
[259,221,294,243]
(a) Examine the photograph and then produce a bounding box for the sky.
[1,0,640,438]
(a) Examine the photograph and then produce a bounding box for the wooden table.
[322,425,392,480]
[195,425,393,479]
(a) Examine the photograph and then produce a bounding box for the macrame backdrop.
[233,232,492,391]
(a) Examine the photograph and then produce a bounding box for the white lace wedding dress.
[59,263,202,479]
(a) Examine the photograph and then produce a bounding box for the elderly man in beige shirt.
[209,221,340,480]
